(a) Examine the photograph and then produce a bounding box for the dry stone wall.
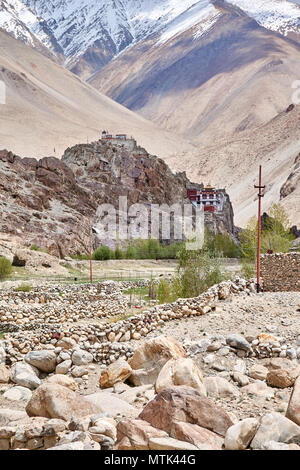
[261,253,300,292]
[1,278,255,366]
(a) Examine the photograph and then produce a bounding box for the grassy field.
[0,259,242,285]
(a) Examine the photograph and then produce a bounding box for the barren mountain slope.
[166,104,300,227]
[0,30,194,159]
[90,2,300,146]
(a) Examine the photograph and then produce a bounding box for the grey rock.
[226,334,251,352]
[25,350,57,373]
[10,362,41,390]
[3,386,32,402]
[251,413,300,449]
[72,350,93,366]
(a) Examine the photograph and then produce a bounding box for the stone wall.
[1,278,255,366]
[261,253,300,292]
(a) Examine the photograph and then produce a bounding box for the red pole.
[90,228,93,284]
[254,166,265,293]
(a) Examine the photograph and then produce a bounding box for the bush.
[157,279,175,304]
[153,248,228,303]
[176,250,224,299]
[125,246,137,259]
[15,283,33,292]
[114,248,124,260]
[70,254,90,260]
[124,239,183,260]
[30,244,40,251]
[93,246,113,261]
[208,233,241,258]
[0,257,12,279]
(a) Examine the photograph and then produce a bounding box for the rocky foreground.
[0,279,300,451]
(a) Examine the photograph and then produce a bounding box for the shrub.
[114,248,124,260]
[175,248,225,299]
[123,239,183,260]
[208,233,241,258]
[15,283,33,292]
[0,257,12,279]
[93,246,113,261]
[70,254,90,261]
[30,244,40,251]
[157,279,174,304]
[125,246,137,259]
[153,248,228,304]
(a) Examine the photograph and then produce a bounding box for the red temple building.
[187,185,225,213]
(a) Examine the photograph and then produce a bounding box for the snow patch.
[157,1,220,44]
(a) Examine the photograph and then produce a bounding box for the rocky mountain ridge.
[0,139,236,257]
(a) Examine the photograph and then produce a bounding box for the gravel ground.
[145,291,300,344]
[1,291,300,423]
[141,291,300,420]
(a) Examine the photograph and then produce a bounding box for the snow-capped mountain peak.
[1,0,300,76]
[226,0,300,37]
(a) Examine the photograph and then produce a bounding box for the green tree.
[240,204,294,260]
[175,247,224,299]
[240,216,258,260]
[93,246,113,261]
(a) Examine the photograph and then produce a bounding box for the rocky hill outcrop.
[0,139,236,257]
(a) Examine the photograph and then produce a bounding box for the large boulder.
[10,362,41,390]
[26,384,102,421]
[128,336,185,386]
[225,418,259,450]
[139,386,234,437]
[241,381,274,399]
[3,386,32,402]
[171,422,224,450]
[267,367,300,389]
[100,359,132,389]
[248,364,268,381]
[251,413,300,449]
[155,358,206,395]
[25,350,57,373]
[116,419,168,450]
[45,375,78,391]
[85,391,137,418]
[204,377,240,399]
[149,437,198,451]
[286,376,300,425]
[0,409,27,426]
